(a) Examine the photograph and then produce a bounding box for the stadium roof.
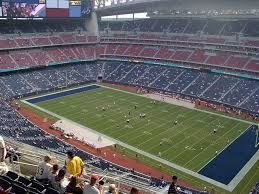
[95,0,259,18]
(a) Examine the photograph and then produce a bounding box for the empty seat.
[45,187,59,194]
[6,171,18,181]
[10,184,27,194]
[28,191,41,194]
[0,177,11,191]
[0,176,13,183]
[31,181,45,192]
[28,186,42,194]
[12,180,27,188]
[18,176,31,186]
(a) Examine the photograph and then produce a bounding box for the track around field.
[17,105,195,190]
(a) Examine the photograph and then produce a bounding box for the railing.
[4,137,164,194]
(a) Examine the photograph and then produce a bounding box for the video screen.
[81,0,91,17]
[2,2,45,17]
[0,0,92,18]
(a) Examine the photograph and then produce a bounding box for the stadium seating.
[0,21,86,34]
[0,98,207,194]
[0,16,258,194]
[0,171,59,194]
[99,18,259,37]
[206,51,231,66]
[171,50,193,61]
[0,61,258,115]
[0,60,258,194]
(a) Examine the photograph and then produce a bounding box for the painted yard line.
[39,90,139,123]
[42,88,179,127]
[197,124,253,173]
[168,115,223,162]
[141,111,211,153]
[185,122,243,170]
[21,99,232,191]
[97,84,254,125]
[90,103,173,134]
[109,109,204,151]
[117,106,188,144]
[25,82,253,126]
[159,113,213,155]
[90,106,184,135]
[23,84,255,191]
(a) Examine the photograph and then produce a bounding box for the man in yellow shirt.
[66,151,84,176]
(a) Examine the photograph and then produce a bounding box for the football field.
[30,84,249,173]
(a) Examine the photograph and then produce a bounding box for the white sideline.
[21,83,258,192]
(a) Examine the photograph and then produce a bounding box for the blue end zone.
[26,85,101,104]
[199,125,259,185]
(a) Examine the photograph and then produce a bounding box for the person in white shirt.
[0,136,8,174]
[0,136,7,162]
[104,184,116,194]
[83,175,100,194]
[51,169,68,194]
[36,155,52,183]
[48,164,59,183]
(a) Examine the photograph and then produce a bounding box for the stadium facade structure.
[0,0,258,193]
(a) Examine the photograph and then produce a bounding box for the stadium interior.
[0,0,258,194]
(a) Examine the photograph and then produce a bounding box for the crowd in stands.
[99,18,259,37]
[97,44,259,73]
[0,61,258,116]
[249,181,259,194]
[0,35,97,50]
[0,21,87,35]
[152,9,259,17]
[102,62,259,115]
[1,42,258,75]
[0,100,203,193]
[0,18,258,193]
[0,18,259,78]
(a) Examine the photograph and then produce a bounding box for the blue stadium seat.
[10,184,27,194]
[0,177,11,191]
[6,172,18,181]
[45,187,60,194]
[30,181,45,193]
[17,176,31,186]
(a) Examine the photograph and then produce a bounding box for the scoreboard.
[0,0,92,18]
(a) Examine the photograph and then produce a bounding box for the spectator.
[66,151,84,176]
[0,136,7,162]
[5,145,21,163]
[168,175,178,194]
[51,169,67,193]
[83,175,100,194]
[48,164,59,183]
[130,187,139,194]
[97,180,105,194]
[0,136,8,174]
[104,184,116,194]
[35,155,52,183]
[66,176,83,194]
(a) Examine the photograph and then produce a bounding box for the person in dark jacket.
[168,175,178,194]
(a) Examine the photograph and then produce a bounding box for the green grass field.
[34,85,249,172]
